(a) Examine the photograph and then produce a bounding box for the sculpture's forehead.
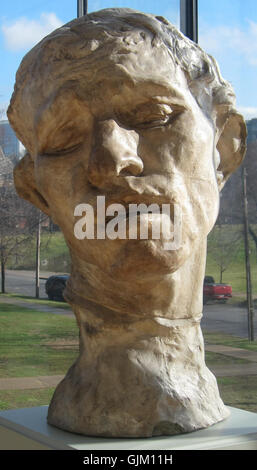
[34,48,192,133]
[32,31,189,109]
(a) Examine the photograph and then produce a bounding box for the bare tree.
[0,113,52,295]
[0,152,45,293]
[243,141,257,255]
[207,223,243,283]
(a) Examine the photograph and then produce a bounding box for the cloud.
[238,107,257,120]
[2,13,63,51]
[199,19,257,67]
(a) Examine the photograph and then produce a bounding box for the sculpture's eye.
[117,103,185,131]
[136,105,186,130]
[44,142,82,157]
[135,115,171,129]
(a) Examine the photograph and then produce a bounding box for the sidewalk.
[0,295,73,317]
[0,375,65,391]
[205,344,257,362]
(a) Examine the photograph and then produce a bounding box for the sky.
[1,0,257,120]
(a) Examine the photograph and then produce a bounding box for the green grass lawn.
[0,388,55,411]
[203,331,257,352]
[204,351,251,365]
[2,293,70,309]
[0,303,79,378]
[217,376,257,413]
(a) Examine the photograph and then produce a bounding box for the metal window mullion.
[180,0,198,43]
[77,0,88,17]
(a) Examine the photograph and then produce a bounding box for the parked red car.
[203,276,232,304]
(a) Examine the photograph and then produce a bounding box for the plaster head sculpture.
[8,9,246,437]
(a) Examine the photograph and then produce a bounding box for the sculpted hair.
[8,8,236,153]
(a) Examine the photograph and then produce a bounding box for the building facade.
[246,118,257,143]
[0,120,20,161]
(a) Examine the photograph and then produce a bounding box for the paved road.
[3,270,257,339]
[202,302,257,339]
[4,269,68,299]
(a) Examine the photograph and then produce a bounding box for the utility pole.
[35,212,41,299]
[77,0,87,17]
[180,0,198,43]
[242,167,254,341]
[1,250,5,294]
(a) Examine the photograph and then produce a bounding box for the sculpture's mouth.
[104,197,176,241]
[72,192,177,244]
[73,192,180,248]
[104,205,167,222]
[102,194,176,224]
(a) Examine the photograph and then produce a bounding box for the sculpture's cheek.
[185,177,220,235]
[34,149,90,222]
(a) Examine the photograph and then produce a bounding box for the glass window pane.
[199,0,257,414]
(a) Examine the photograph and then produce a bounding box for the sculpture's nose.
[87,119,143,188]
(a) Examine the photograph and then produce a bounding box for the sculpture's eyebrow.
[117,93,188,121]
[132,81,191,109]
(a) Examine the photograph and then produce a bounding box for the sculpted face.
[9,12,246,285]
[24,41,220,281]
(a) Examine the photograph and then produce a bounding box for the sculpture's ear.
[13,152,50,215]
[216,111,247,191]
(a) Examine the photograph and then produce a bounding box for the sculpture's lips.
[105,206,170,224]
[88,192,175,216]
[97,194,175,224]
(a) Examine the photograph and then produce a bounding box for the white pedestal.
[0,406,257,450]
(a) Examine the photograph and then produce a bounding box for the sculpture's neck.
[49,237,229,438]
[65,238,207,322]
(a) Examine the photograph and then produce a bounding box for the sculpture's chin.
[68,218,198,281]
[106,238,191,280]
